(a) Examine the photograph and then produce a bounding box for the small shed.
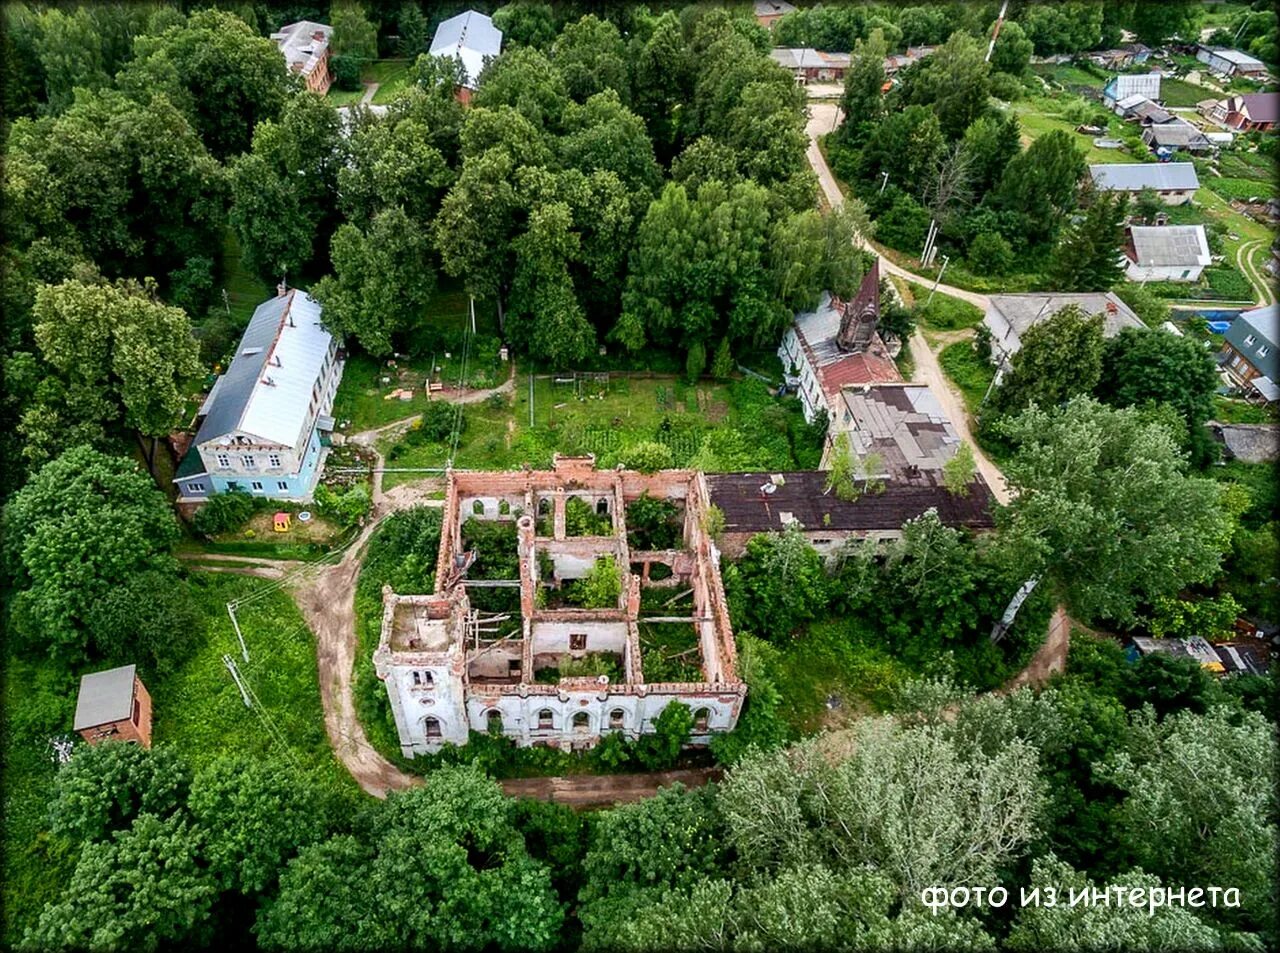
[73,664,152,747]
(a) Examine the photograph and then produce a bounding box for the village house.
[174,287,344,501]
[1220,303,1278,402]
[429,9,503,104]
[1103,72,1161,111]
[1086,44,1151,70]
[1088,162,1200,205]
[270,20,332,94]
[769,48,851,84]
[1115,95,1175,125]
[73,665,152,747]
[1209,422,1280,464]
[374,457,745,756]
[1142,118,1213,155]
[984,292,1143,378]
[1123,224,1212,282]
[1208,93,1279,132]
[779,261,901,424]
[753,0,796,29]
[1195,45,1270,80]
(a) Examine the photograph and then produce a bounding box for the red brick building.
[73,665,153,747]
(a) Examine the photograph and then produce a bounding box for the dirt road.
[501,767,721,807]
[908,332,1011,504]
[1237,239,1275,307]
[805,101,990,311]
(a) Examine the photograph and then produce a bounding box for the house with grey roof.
[74,665,152,747]
[1221,304,1279,402]
[1123,225,1211,282]
[1196,45,1270,80]
[827,383,967,485]
[1103,72,1160,111]
[754,0,796,29]
[1142,118,1213,155]
[984,292,1144,376]
[271,21,332,94]
[174,287,344,501]
[429,9,502,102]
[1089,162,1200,205]
[770,48,851,84]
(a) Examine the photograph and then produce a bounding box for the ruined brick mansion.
[374,456,745,756]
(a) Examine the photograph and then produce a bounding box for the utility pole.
[990,576,1041,642]
[985,0,1009,63]
[926,255,950,303]
[223,654,252,707]
[879,171,890,195]
[226,602,249,662]
[222,288,231,316]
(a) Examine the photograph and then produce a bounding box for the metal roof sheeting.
[1128,225,1211,266]
[74,665,137,730]
[194,290,335,451]
[1089,162,1200,192]
[430,10,502,89]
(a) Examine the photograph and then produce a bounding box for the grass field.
[368,59,413,104]
[1,572,356,945]
[217,229,272,326]
[906,281,985,330]
[379,374,822,490]
[938,340,996,416]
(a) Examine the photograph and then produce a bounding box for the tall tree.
[338,114,453,226]
[994,305,1105,414]
[3,446,183,659]
[228,93,345,283]
[30,277,202,443]
[993,129,1086,245]
[27,814,217,952]
[726,526,828,639]
[313,207,436,356]
[188,755,329,894]
[997,396,1234,625]
[506,202,596,365]
[257,766,564,952]
[472,45,570,132]
[49,744,190,846]
[628,10,688,161]
[838,28,889,142]
[120,9,289,160]
[990,19,1034,76]
[553,14,630,103]
[1098,326,1219,438]
[1048,190,1128,291]
[893,31,992,140]
[558,90,662,213]
[492,2,557,51]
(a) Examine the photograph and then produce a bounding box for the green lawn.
[217,228,272,326]
[906,281,985,330]
[1030,62,1107,89]
[380,374,823,490]
[331,281,504,433]
[1,572,357,945]
[155,573,354,788]
[1008,94,1144,165]
[769,618,913,734]
[325,85,365,106]
[369,59,413,104]
[1213,395,1279,425]
[938,340,996,416]
[1159,77,1216,107]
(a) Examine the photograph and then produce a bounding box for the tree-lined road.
[805,100,1010,503]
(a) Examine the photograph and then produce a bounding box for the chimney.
[1106,300,1118,314]
[262,376,276,387]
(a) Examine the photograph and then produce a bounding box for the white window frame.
[188,482,205,492]
[216,454,231,468]
[277,481,289,491]
[251,481,264,492]
[1244,334,1256,346]
[1258,346,1270,358]
[242,455,255,468]
[268,453,282,468]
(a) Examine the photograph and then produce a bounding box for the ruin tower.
[835,259,881,353]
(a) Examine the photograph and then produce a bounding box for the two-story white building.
[174,287,343,501]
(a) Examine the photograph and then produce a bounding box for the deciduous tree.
[994,305,1105,414]
[997,397,1234,625]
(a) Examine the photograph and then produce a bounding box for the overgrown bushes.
[192,491,256,536]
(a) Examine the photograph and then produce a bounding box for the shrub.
[710,338,734,379]
[575,556,622,609]
[633,702,692,771]
[617,440,675,473]
[192,491,256,536]
[329,53,364,91]
[314,483,371,528]
[967,232,1014,276]
[415,401,463,443]
[685,341,706,382]
[1203,265,1254,301]
[875,193,932,253]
